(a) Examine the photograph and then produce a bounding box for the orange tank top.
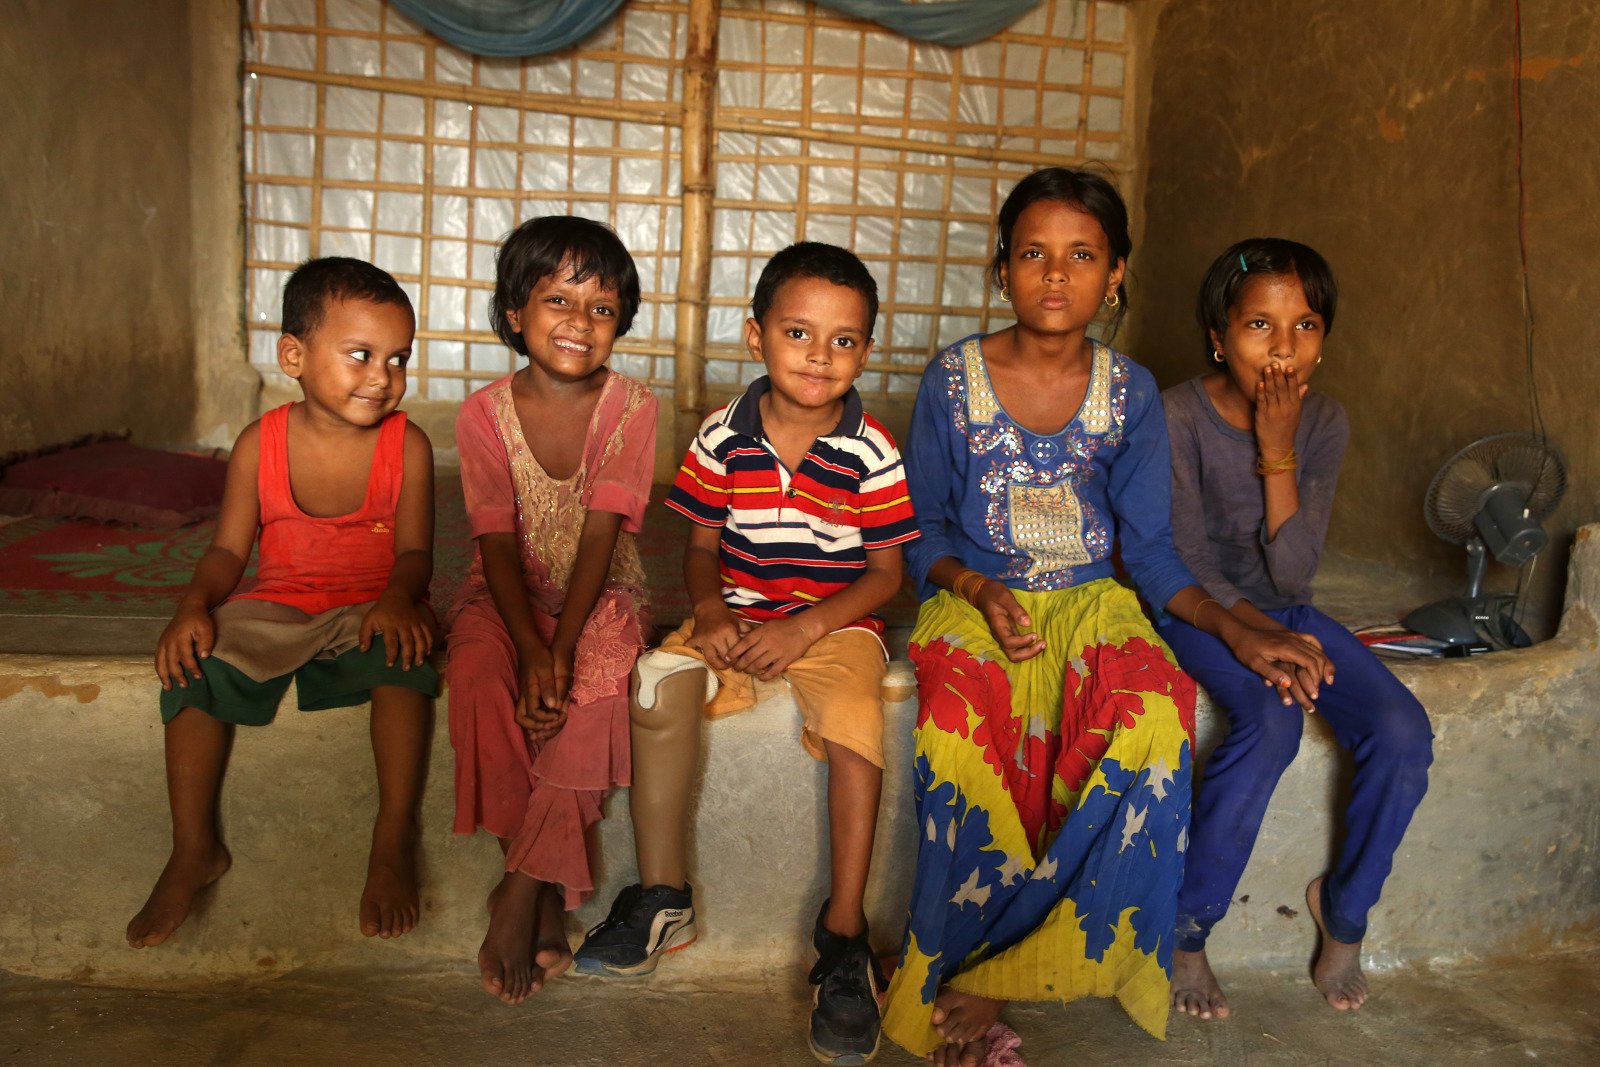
[235,403,407,615]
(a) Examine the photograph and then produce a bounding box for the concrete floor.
[4,949,1596,1066]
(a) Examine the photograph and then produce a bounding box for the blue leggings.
[1157,604,1433,947]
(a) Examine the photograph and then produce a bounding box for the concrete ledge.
[4,526,1598,985]
[0,660,923,986]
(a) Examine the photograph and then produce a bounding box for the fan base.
[1402,595,1531,652]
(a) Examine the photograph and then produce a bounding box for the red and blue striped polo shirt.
[666,377,919,637]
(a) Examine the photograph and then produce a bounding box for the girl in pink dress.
[447,216,657,1004]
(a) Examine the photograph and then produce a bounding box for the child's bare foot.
[930,1037,992,1067]
[479,871,541,1004]
[126,842,231,948]
[1306,876,1369,1010]
[529,882,573,992]
[1172,946,1231,1019]
[929,988,1004,1066]
[360,825,420,939]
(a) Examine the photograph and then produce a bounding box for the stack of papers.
[1353,625,1452,657]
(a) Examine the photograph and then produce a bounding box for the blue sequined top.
[904,334,1195,611]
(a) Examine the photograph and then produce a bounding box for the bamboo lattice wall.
[242,0,1135,409]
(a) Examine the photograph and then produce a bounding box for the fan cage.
[1422,432,1567,544]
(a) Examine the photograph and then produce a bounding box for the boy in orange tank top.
[126,258,439,950]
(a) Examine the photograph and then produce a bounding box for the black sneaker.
[808,903,884,1065]
[572,882,696,977]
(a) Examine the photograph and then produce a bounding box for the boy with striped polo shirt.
[574,242,916,1065]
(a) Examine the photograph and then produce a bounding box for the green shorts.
[158,641,439,726]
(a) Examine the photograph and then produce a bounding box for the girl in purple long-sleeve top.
[1158,238,1433,1021]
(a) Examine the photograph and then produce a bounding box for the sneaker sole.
[807,1032,879,1066]
[572,923,698,978]
[808,985,881,1065]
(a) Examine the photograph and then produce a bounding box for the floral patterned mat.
[0,475,692,624]
[0,517,221,615]
[0,477,914,631]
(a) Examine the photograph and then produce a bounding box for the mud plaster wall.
[1,2,251,454]
[1131,0,1598,637]
[0,1,202,453]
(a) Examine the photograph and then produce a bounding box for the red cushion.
[0,439,228,528]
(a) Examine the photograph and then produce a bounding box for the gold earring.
[1000,286,1010,302]
[1104,292,1120,309]
[1317,355,1324,365]
[1212,348,1225,364]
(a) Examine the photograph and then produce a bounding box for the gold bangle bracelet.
[1190,597,1221,628]
[953,568,986,604]
[956,570,978,603]
[1256,449,1298,476]
[948,569,969,601]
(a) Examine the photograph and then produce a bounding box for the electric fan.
[1402,432,1567,650]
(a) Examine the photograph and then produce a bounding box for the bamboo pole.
[713,118,1132,175]
[674,0,720,454]
[411,332,677,357]
[244,62,682,126]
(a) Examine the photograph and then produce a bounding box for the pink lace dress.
[446,370,656,908]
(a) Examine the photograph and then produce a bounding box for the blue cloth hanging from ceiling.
[387,0,628,58]
[821,0,1041,46]
[386,0,1041,57]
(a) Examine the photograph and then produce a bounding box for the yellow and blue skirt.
[882,579,1196,1054]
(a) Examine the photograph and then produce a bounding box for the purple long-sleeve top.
[1164,376,1349,610]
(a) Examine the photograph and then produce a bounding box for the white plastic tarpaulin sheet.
[243,0,1131,404]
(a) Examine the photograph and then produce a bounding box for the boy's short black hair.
[751,242,879,337]
[281,257,413,338]
[990,167,1132,332]
[491,216,641,352]
[1195,238,1338,365]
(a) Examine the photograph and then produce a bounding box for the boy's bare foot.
[929,988,1004,1066]
[126,843,232,948]
[1172,946,1230,1019]
[1306,876,1369,1010]
[479,872,541,1004]
[530,882,573,992]
[360,826,420,939]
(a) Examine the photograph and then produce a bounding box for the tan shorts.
[636,620,887,768]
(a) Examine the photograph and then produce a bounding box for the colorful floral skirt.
[882,580,1196,1053]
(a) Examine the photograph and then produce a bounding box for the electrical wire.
[1512,0,1544,446]
[1510,0,1552,632]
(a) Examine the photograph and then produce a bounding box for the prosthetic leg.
[571,663,706,976]
[628,666,706,889]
